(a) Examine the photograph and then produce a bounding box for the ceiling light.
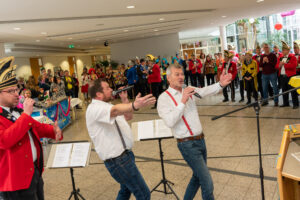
[256,0,264,2]
[222,16,227,18]
[126,5,135,9]
[41,32,47,35]
[159,18,165,21]
[249,18,255,23]
[154,29,159,32]
[36,40,40,42]
[68,37,73,40]
[96,39,100,41]
[13,27,21,31]
[90,46,94,48]
[124,29,129,32]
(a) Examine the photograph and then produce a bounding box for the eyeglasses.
[1,88,20,94]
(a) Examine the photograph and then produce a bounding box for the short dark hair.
[88,78,106,99]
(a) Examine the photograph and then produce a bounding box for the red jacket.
[148,64,161,83]
[295,54,300,73]
[274,52,283,70]
[252,55,262,72]
[278,54,297,77]
[188,59,202,74]
[0,108,56,191]
[221,61,237,80]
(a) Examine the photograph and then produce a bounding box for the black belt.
[104,150,130,163]
[177,133,204,143]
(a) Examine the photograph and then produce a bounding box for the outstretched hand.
[219,70,232,87]
[53,121,63,141]
[133,93,156,109]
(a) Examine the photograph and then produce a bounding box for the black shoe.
[261,102,269,106]
[274,102,279,107]
[293,105,299,109]
[222,99,229,102]
[239,99,244,103]
[231,99,235,102]
[246,101,251,105]
[280,104,289,107]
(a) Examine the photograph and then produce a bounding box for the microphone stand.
[212,85,300,200]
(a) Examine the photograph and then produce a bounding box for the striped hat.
[0,56,18,90]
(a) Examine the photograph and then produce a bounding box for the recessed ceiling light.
[68,37,73,40]
[126,5,135,9]
[256,0,264,2]
[124,29,129,32]
[13,27,21,31]
[222,16,227,18]
[90,46,94,48]
[154,29,159,32]
[159,18,165,21]
[41,32,47,35]
[96,39,100,41]
[36,40,40,42]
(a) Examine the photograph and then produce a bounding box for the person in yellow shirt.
[242,51,258,104]
[64,70,75,97]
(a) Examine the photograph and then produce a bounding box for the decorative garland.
[55,97,71,120]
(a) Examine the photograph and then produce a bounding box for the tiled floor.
[43,92,300,200]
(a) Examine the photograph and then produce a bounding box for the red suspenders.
[165,90,194,136]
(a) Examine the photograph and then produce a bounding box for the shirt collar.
[0,106,11,113]
[167,86,182,96]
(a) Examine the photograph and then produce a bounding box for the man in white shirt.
[86,79,156,200]
[157,64,232,200]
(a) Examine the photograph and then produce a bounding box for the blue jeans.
[104,151,150,200]
[177,139,214,200]
[262,72,278,102]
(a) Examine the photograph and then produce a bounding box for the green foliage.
[110,60,119,69]
[266,31,288,48]
[100,60,109,67]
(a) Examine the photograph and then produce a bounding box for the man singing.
[157,64,232,200]
[85,79,156,200]
[0,57,63,200]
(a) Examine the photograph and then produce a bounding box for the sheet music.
[155,119,173,138]
[52,143,72,168]
[138,120,154,140]
[291,152,300,163]
[70,143,90,167]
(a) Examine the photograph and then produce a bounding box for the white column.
[0,43,5,58]
[219,26,227,54]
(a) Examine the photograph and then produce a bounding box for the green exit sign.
[68,44,75,48]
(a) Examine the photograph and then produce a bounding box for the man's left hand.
[53,121,63,141]
[219,70,233,87]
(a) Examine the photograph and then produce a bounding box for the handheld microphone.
[112,85,134,96]
[33,102,44,108]
[182,84,202,99]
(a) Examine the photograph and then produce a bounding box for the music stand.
[46,141,91,200]
[141,137,179,200]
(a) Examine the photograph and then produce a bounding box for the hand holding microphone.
[112,85,134,96]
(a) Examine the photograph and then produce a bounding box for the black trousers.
[206,74,215,86]
[223,81,235,101]
[245,78,258,102]
[184,71,190,86]
[137,79,147,96]
[239,80,244,100]
[151,82,161,108]
[279,75,299,106]
[197,73,205,88]
[191,73,197,87]
[0,166,44,200]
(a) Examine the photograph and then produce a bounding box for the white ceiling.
[1,0,300,56]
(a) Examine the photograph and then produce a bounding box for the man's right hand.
[181,87,195,104]
[23,98,35,116]
[133,93,156,109]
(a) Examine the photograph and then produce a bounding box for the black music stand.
[68,168,85,200]
[212,85,300,200]
[141,137,179,200]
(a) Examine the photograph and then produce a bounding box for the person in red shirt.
[188,54,202,87]
[0,57,63,200]
[148,60,162,109]
[221,50,237,102]
[278,41,299,109]
[294,41,300,75]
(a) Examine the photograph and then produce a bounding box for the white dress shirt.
[1,106,37,162]
[157,83,222,139]
[281,57,288,75]
[86,99,133,161]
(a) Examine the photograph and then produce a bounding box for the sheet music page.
[70,142,90,167]
[52,143,72,168]
[138,120,154,140]
[155,119,173,138]
[291,152,300,162]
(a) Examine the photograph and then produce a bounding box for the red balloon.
[274,23,283,30]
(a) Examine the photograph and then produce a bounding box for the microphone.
[182,84,202,99]
[33,102,44,108]
[112,85,134,96]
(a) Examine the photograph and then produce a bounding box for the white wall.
[0,43,4,58]
[15,57,32,80]
[110,33,180,64]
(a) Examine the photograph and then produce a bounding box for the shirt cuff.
[177,102,185,112]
